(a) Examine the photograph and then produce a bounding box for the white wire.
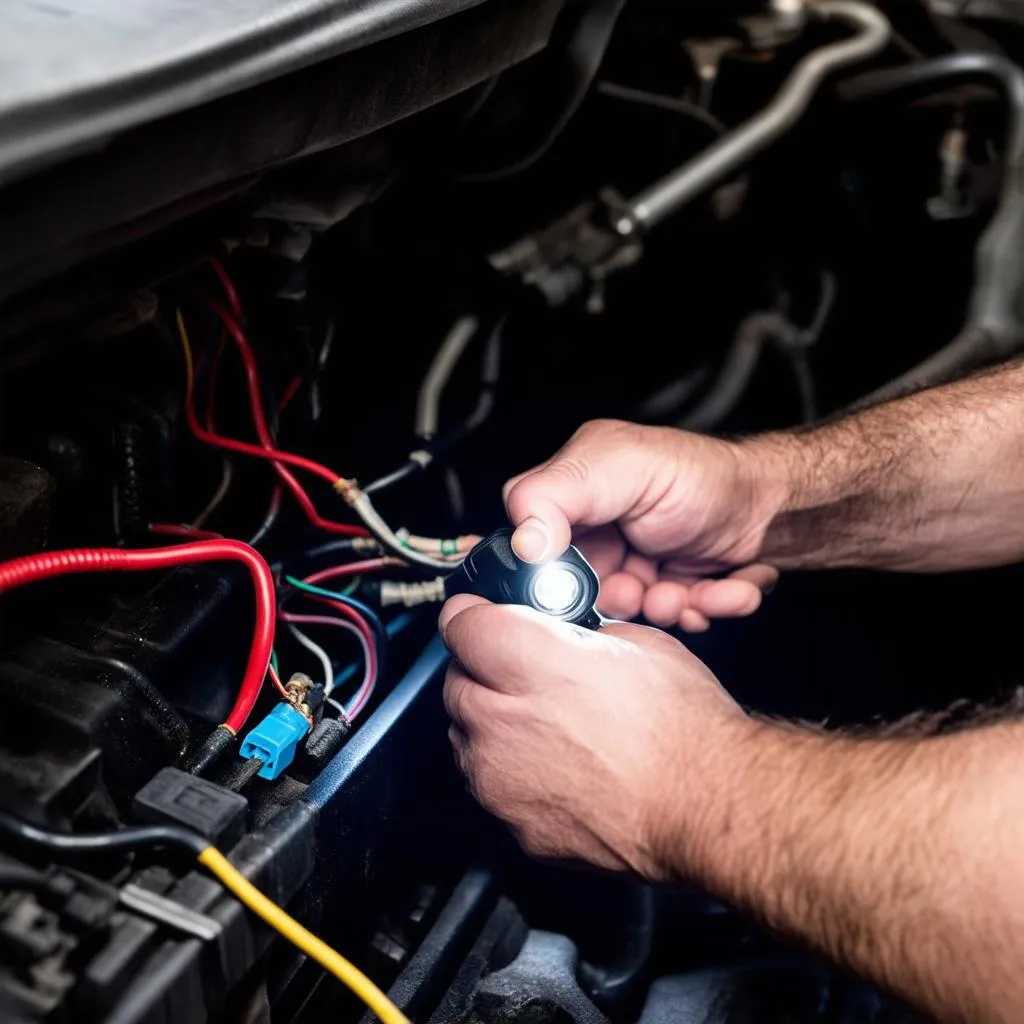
[281,613,374,711]
[415,315,479,438]
[347,491,461,572]
[192,458,234,528]
[286,622,336,694]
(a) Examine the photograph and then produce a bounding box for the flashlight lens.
[531,565,581,615]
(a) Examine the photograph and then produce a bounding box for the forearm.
[669,718,1024,1023]
[745,359,1024,571]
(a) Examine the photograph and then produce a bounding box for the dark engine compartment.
[2,0,1024,1020]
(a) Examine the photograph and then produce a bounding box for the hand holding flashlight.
[445,528,602,629]
[502,420,780,632]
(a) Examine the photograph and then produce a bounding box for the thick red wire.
[0,541,275,735]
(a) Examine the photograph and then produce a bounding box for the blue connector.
[239,703,311,780]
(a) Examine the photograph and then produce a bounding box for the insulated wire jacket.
[0,541,274,735]
[0,810,409,1024]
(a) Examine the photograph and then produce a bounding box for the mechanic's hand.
[439,593,752,878]
[504,420,782,631]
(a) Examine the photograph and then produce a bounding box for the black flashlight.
[445,528,602,630]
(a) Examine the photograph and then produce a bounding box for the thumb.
[503,420,663,563]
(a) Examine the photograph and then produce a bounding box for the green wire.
[285,576,360,604]
[340,576,360,597]
[270,649,279,674]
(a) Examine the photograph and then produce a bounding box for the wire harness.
[0,809,409,1024]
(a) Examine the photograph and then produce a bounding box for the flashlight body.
[444,528,602,630]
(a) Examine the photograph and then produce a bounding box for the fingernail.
[512,518,549,562]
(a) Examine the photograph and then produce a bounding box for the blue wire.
[283,577,385,640]
[332,611,417,690]
[283,576,390,685]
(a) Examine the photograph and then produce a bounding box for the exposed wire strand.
[281,612,375,718]
[267,663,291,701]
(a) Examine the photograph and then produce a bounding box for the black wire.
[270,537,364,576]
[0,864,52,893]
[0,809,208,861]
[595,81,727,136]
[364,318,506,496]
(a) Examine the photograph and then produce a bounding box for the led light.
[531,564,581,615]
[445,528,602,630]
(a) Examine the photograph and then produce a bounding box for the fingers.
[598,572,645,619]
[439,595,597,696]
[603,567,777,632]
[503,420,658,563]
[443,663,491,733]
[575,525,627,578]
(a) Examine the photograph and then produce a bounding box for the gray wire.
[595,81,727,136]
[415,316,479,439]
[679,312,798,432]
[839,54,1024,402]
[621,0,891,233]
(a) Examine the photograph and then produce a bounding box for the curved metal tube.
[620,0,891,233]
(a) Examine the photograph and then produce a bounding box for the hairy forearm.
[671,718,1024,1023]
[744,359,1024,571]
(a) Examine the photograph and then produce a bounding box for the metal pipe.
[618,0,891,234]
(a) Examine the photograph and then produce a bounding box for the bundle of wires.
[279,561,389,722]
[175,261,471,571]
[0,809,409,1024]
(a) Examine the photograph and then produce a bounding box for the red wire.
[301,594,376,668]
[267,664,290,701]
[0,541,275,735]
[209,257,243,319]
[183,300,368,538]
[150,523,225,541]
[279,373,303,412]
[303,558,402,587]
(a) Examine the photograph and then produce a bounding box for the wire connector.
[239,703,312,781]
[380,577,447,608]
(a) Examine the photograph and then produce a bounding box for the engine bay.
[3,0,1024,1020]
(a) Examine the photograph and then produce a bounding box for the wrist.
[642,710,773,885]
[732,433,810,556]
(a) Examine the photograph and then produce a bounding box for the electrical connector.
[239,703,312,781]
[379,577,447,608]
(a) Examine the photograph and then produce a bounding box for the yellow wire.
[175,309,196,400]
[198,848,410,1024]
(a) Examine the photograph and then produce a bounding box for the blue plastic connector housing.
[239,703,311,780]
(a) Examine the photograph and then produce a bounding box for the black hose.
[838,53,1024,400]
[0,863,52,893]
[0,809,207,860]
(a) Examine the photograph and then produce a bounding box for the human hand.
[503,420,783,631]
[439,593,753,878]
